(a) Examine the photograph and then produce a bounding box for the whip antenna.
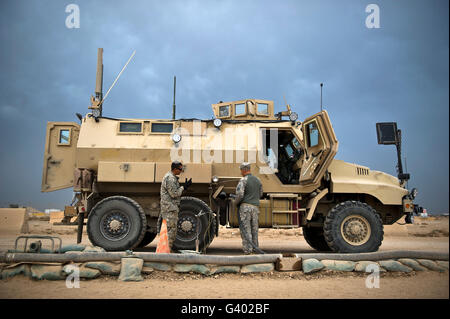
[100,50,136,106]
[320,83,323,111]
[172,76,176,119]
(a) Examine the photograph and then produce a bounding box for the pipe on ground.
[1,250,448,265]
[295,250,449,261]
[0,251,283,265]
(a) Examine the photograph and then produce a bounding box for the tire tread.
[87,196,147,251]
[323,200,383,253]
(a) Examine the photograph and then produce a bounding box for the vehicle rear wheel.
[137,231,157,248]
[87,196,147,251]
[324,200,383,253]
[302,226,332,251]
[173,197,216,252]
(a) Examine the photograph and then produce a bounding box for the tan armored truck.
[41,49,418,253]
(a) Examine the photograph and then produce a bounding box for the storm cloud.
[0,0,448,213]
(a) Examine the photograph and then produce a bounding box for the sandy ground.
[0,216,448,299]
[0,271,448,299]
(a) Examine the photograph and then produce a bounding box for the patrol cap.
[239,162,251,170]
[171,161,183,170]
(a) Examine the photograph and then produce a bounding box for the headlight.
[289,112,298,122]
[410,188,418,199]
[212,176,219,183]
[213,118,222,128]
[172,134,181,143]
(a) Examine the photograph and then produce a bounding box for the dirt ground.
[0,216,448,299]
[1,271,448,299]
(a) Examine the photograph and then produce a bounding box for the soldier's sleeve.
[165,175,184,199]
[259,178,263,198]
[235,177,246,205]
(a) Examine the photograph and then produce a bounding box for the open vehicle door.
[41,122,80,192]
[299,110,338,186]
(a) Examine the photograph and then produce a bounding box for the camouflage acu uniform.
[160,171,184,250]
[235,174,263,254]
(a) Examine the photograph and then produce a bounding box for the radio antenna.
[99,50,136,107]
[404,156,408,188]
[172,76,176,120]
[320,83,323,111]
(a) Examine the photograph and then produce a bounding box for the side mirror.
[376,122,410,182]
[376,122,398,145]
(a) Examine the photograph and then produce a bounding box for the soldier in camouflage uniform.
[159,161,192,251]
[235,162,263,254]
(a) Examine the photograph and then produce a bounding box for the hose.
[294,250,449,261]
[77,212,84,244]
[2,250,447,265]
[0,251,282,265]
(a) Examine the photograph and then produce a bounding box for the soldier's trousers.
[238,204,259,254]
[159,210,179,251]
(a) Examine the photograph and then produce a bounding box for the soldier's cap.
[171,161,183,170]
[239,162,251,170]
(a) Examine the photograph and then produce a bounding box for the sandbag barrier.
[0,245,448,281]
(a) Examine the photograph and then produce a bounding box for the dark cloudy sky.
[0,0,448,214]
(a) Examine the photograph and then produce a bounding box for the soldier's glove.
[184,178,193,190]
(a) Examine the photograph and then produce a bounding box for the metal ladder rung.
[273,225,297,228]
[270,193,300,228]
[269,194,298,198]
[272,210,298,214]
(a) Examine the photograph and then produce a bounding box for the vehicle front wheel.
[324,200,384,253]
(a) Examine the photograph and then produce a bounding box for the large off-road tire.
[302,226,332,252]
[137,231,157,248]
[324,201,384,253]
[87,196,147,251]
[173,197,216,252]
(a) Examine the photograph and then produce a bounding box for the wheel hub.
[181,220,193,232]
[340,215,371,246]
[109,219,122,231]
[100,210,131,241]
[348,221,362,235]
[177,212,200,242]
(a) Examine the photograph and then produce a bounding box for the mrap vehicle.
[41,49,419,253]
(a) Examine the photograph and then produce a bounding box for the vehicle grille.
[356,167,369,175]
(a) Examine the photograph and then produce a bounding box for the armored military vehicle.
[41,49,418,253]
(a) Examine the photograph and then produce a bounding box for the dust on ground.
[0,270,448,299]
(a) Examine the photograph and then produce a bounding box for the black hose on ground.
[1,250,447,265]
[77,212,84,244]
[294,250,449,261]
[0,251,282,265]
